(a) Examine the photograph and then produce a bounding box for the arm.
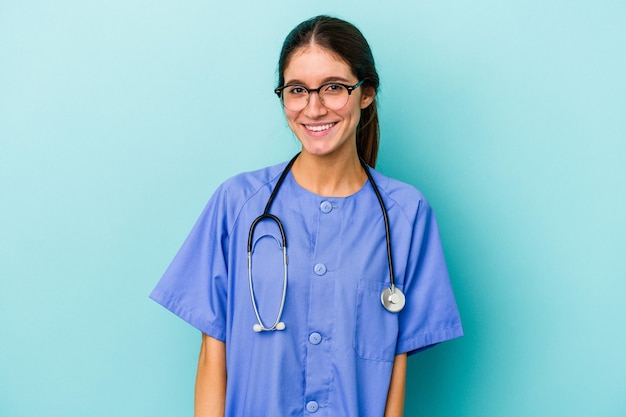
[384,353,407,417]
[195,333,227,417]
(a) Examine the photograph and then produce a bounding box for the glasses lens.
[320,84,349,110]
[282,85,309,112]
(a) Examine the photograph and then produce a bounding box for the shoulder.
[219,161,288,199]
[368,167,432,223]
[207,161,289,222]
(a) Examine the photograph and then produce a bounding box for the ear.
[360,86,376,109]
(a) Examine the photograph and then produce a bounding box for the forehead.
[283,44,356,83]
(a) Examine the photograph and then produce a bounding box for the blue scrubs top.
[150,160,463,417]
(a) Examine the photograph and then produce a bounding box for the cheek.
[284,109,298,124]
[347,105,362,125]
[284,111,303,137]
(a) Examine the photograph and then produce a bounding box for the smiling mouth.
[304,122,337,132]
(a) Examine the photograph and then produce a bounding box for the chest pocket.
[353,279,400,362]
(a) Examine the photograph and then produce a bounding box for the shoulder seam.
[372,172,423,227]
[225,165,286,238]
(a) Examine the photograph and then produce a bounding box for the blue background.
[1,1,625,416]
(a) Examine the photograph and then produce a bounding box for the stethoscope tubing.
[360,160,397,292]
[247,153,403,332]
[247,155,298,332]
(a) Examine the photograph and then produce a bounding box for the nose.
[303,91,328,118]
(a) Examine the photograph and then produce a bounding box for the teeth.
[306,123,335,132]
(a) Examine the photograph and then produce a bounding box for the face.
[282,44,375,160]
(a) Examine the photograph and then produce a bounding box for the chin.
[301,147,333,158]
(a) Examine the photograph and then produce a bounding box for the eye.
[322,83,346,95]
[286,85,308,96]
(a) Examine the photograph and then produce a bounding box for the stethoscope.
[247,154,406,333]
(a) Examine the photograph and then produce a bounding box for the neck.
[291,150,367,197]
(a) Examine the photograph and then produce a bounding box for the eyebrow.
[283,76,353,86]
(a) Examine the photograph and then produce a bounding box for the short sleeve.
[149,185,229,341]
[397,198,463,355]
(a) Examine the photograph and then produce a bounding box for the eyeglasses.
[274,80,365,112]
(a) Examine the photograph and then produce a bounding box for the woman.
[151,15,463,417]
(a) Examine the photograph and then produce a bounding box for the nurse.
[150,15,463,417]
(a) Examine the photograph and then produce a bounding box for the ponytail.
[357,100,380,168]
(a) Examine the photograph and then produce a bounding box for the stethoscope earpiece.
[252,322,286,332]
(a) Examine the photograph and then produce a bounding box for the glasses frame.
[274,80,365,110]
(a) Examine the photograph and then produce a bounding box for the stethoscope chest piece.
[381,286,406,313]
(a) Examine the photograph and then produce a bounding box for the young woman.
[151,15,463,417]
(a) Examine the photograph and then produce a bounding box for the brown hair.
[277,16,381,167]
